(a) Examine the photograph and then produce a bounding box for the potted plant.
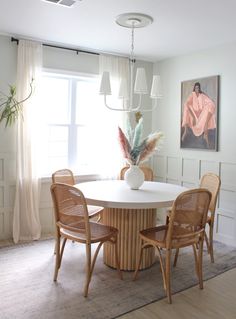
[118,114,164,189]
[0,79,33,127]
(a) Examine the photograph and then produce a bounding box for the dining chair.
[52,168,75,185]
[119,165,154,181]
[52,169,104,220]
[133,188,212,304]
[166,173,221,264]
[50,183,122,297]
[171,173,221,266]
[51,169,104,254]
[200,173,221,263]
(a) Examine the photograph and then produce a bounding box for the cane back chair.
[52,169,104,219]
[133,188,211,304]
[167,173,221,265]
[200,173,221,263]
[50,183,122,297]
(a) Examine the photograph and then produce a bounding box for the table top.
[75,180,187,209]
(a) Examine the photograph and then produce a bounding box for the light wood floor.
[120,268,236,319]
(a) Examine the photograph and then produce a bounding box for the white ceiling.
[1,0,236,62]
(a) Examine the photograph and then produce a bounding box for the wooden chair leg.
[59,238,67,268]
[53,233,61,281]
[204,230,210,253]
[114,238,123,280]
[133,242,144,280]
[53,227,57,255]
[155,246,167,291]
[90,242,103,279]
[192,244,199,279]
[173,248,179,267]
[198,238,204,290]
[96,214,102,222]
[209,223,215,263]
[84,243,92,297]
[165,214,170,225]
[166,249,172,304]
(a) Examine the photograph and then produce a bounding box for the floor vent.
[42,0,78,7]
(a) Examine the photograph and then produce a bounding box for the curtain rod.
[11,37,100,56]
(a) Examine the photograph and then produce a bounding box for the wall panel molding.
[0,154,16,239]
[1,151,236,247]
[153,155,236,246]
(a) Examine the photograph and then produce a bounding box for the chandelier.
[99,13,162,112]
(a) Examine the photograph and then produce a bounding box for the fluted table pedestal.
[103,207,156,270]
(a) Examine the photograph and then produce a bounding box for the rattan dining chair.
[133,188,212,304]
[51,169,104,254]
[200,173,221,263]
[119,165,154,181]
[50,183,122,297]
[52,169,104,220]
[172,173,221,266]
[52,168,75,185]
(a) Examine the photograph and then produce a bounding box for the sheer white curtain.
[99,54,130,109]
[98,54,129,178]
[13,40,43,243]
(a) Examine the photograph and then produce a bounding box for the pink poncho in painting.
[182,92,216,136]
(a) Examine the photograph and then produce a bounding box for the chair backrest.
[50,183,91,240]
[119,166,154,181]
[167,188,212,248]
[200,173,221,214]
[52,169,75,185]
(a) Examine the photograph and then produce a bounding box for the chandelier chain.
[130,23,135,63]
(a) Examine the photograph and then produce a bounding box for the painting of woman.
[181,76,219,150]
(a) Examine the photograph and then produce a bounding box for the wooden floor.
[120,268,236,319]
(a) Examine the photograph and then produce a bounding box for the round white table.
[76,180,186,271]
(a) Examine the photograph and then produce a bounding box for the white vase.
[124,165,145,190]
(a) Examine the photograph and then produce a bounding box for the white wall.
[0,34,154,240]
[0,36,17,239]
[152,43,236,246]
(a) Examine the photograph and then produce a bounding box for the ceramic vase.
[124,165,144,190]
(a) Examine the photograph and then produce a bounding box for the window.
[40,71,123,177]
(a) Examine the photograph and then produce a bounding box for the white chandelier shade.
[99,13,163,113]
[99,67,162,112]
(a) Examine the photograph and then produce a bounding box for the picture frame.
[180,75,219,151]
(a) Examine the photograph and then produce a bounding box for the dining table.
[76,180,187,271]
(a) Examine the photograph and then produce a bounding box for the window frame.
[41,68,102,179]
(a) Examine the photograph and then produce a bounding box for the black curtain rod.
[11,37,100,56]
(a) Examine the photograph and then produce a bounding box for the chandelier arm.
[103,95,141,112]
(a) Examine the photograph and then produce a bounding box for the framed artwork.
[180,75,219,151]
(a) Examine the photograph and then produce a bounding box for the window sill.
[41,173,105,184]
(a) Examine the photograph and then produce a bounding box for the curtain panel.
[98,54,129,178]
[13,40,43,243]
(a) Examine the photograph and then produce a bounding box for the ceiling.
[1,0,236,62]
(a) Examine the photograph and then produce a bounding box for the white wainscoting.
[152,155,236,247]
[0,157,106,240]
[1,151,236,247]
[0,154,15,240]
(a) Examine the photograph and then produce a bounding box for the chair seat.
[140,224,199,249]
[60,221,118,243]
[87,205,104,218]
[60,204,103,221]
